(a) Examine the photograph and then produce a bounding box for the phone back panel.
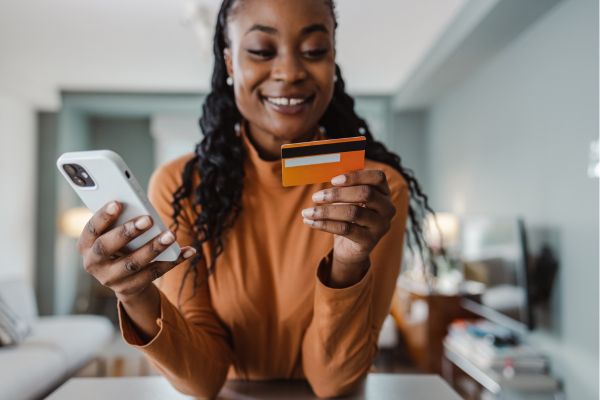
[57,150,180,262]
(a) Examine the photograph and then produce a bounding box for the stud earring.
[226,76,233,86]
[333,75,338,83]
[358,127,366,135]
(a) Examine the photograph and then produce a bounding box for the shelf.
[443,340,561,396]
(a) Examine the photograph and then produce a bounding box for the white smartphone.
[56,150,181,262]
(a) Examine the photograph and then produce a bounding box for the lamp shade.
[425,212,460,250]
[60,207,93,238]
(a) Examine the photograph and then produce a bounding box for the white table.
[47,374,461,399]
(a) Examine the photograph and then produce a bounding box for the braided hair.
[171,0,435,291]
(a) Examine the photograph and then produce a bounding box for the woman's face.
[224,0,336,145]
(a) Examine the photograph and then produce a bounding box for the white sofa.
[0,278,113,400]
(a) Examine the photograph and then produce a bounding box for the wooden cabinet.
[390,282,475,374]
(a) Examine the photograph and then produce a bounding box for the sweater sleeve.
[301,168,409,398]
[117,161,234,399]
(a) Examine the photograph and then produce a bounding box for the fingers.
[138,246,196,284]
[305,170,397,253]
[77,204,200,301]
[301,204,379,229]
[331,170,390,195]
[312,185,395,218]
[111,246,197,297]
[303,219,374,248]
[85,215,155,266]
[77,201,121,254]
[111,231,180,278]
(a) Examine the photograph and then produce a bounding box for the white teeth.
[266,97,307,106]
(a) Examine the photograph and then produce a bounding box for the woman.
[78,0,432,397]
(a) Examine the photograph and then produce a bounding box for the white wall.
[390,111,428,189]
[150,113,199,167]
[426,0,598,398]
[0,92,36,283]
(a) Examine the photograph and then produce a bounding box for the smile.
[265,97,308,106]
[261,94,315,115]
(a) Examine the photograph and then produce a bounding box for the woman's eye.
[303,49,328,59]
[247,49,275,59]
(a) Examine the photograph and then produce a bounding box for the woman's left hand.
[302,170,396,287]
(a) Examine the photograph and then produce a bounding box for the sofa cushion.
[26,315,114,373]
[0,344,67,400]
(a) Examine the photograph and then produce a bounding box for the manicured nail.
[301,208,315,218]
[159,231,175,245]
[106,202,119,215]
[134,216,151,230]
[312,191,325,202]
[331,175,346,185]
[182,247,197,259]
[303,218,315,226]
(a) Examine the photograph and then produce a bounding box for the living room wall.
[0,92,36,283]
[425,0,598,398]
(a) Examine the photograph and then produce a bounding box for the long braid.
[170,0,435,298]
[171,0,245,298]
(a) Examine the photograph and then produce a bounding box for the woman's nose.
[272,52,307,84]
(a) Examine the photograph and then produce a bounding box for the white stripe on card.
[284,153,341,168]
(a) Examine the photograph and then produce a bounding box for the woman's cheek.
[234,62,270,110]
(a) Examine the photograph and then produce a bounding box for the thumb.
[174,246,198,265]
[149,246,198,281]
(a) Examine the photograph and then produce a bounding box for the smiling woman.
[75,0,434,398]
[223,0,337,154]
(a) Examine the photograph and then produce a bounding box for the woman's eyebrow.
[301,23,329,35]
[245,23,329,36]
[246,24,277,35]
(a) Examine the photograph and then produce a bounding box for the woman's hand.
[77,201,196,304]
[77,201,197,339]
[302,170,396,287]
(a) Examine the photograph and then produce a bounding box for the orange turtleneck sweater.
[118,130,409,398]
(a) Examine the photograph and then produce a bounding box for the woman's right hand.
[77,200,197,304]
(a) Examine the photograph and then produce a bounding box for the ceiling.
[0,0,467,110]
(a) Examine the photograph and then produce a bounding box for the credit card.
[281,136,366,187]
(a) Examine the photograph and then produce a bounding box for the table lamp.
[60,207,93,238]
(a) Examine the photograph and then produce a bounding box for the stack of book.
[444,320,559,392]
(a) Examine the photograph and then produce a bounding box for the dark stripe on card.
[282,139,366,159]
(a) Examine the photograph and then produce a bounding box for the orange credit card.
[281,136,366,187]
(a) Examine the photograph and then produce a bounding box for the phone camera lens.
[63,164,76,176]
[73,176,85,186]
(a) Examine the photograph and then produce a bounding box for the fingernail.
[312,191,325,202]
[159,231,175,245]
[134,216,152,230]
[106,202,119,215]
[183,247,197,259]
[303,218,315,226]
[301,208,315,218]
[331,175,346,185]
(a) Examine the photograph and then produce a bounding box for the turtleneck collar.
[240,121,324,189]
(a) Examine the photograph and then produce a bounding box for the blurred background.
[0,0,597,399]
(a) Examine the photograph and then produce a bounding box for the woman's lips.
[262,95,315,115]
